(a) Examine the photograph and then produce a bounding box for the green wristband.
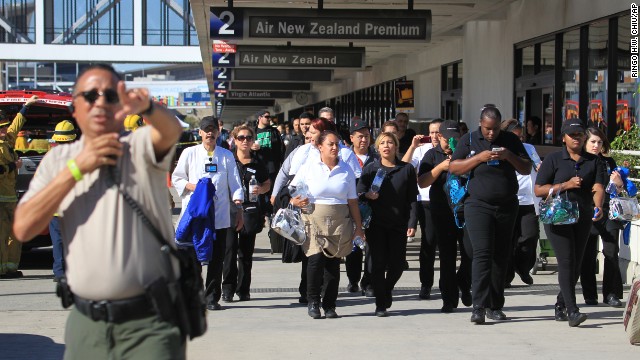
[66,159,83,181]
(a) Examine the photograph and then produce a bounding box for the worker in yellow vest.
[0,95,38,278]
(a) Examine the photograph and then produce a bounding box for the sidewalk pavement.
[1,226,638,359]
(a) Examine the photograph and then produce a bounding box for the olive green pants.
[0,202,21,275]
[64,307,185,360]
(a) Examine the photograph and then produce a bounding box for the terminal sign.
[212,45,364,68]
[211,8,431,42]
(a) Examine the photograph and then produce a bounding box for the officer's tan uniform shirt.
[0,113,25,202]
[21,127,178,300]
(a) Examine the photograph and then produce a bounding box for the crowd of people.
[5,64,635,358]
[169,104,632,327]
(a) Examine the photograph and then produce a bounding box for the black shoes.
[207,302,222,311]
[347,283,360,293]
[606,294,623,308]
[460,289,472,307]
[238,293,251,302]
[554,305,568,321]
[324,308,339,319]
[520,273,534,285]
[487,309,507,321]
[1,271,23,279]
[375,307,389,317]
[363,287,375,297]
[221,294,234,303]
[470,306,486,324]
[418,286,431,300]
[308,302,322,319]
[584,298,599,306]
[568,311,588,327]
[441,304,454,313]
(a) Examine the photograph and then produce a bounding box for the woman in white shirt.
[290,130,365,319]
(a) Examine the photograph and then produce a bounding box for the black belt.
[73,294,155,323]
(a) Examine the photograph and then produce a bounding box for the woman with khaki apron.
[290,130,365,319]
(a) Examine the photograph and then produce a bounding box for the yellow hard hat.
[124,114,145,131]
[52,120,77,142]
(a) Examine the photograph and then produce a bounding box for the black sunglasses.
[261,114,271,118]
[74,89,120,104]
[237,135,253,141]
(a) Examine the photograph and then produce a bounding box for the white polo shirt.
[410,143,434,201]
[291,158,357,205]
[517,143,541,213]
[289,142,362,178]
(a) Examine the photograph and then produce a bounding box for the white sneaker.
[407,237,415,243]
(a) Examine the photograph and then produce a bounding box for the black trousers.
[345,243,372,289]
[222,228,257,296]
[367,222,407,309]
[204,228,228,304]
[417,201,437,290]
[580,216,623,301]
[431,204,472,308]
[544,212,593,313]
[506,205,540,284]
[306,253,340,309]
[299,254,308,298]
[464,198,518,309]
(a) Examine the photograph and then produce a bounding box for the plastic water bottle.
[605,181,617,195]
[249,175,258,202]
[370,169,386,193]
[353,236,366,250]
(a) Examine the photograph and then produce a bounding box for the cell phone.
[492,147,504,152]
[420,136,432,144]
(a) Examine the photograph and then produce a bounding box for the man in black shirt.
[395,112,417,156]
[285,112,312,158]
[252,110,284,214]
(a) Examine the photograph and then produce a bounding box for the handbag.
[609,194,640,221]
[107,168,207,340]
[271,204,307,245]
[624,277,640,345]
[240,202,264,235]
[539,188,580,225]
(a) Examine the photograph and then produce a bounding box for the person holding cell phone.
[535,120,606,327]
[172,116,244,311]
[449,106,531,324]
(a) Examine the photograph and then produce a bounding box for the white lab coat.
[172,144,244,229]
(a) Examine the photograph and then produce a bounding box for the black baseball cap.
[560,118,586,135]
[349,119,369,133]
[200,116,219,130]
[439,120,462,139]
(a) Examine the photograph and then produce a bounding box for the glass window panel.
[588,21,608,129]
[617,14,637,133]
[144,0,198,46]
[522,45,535,76]
[540,40,555,72]
[563,29,580,123]
[457,62,463,89]
[447,65,454,90]
[0,0,35,43]
[45,0,133,45]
